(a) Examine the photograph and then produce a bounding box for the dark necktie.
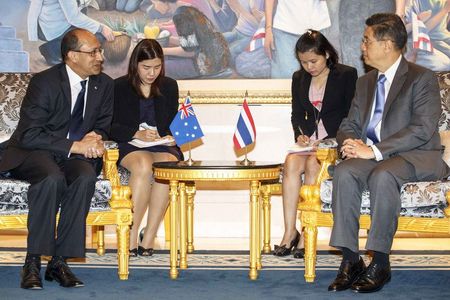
[69,80,87,141]
[366,74,387,144]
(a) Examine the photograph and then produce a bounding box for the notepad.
[128,137,174,148]
[286,143,315,154]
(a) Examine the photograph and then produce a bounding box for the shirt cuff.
[370,145,383,161]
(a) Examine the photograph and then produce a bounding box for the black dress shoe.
[273,231,300,256]
[138,246,154,256]
[45,257,84,288]
[20,257,43,290]
[328,257,366,292]
[351,262,391,293]
[292,247,305,259]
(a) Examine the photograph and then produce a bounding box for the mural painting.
[0,0,448,80]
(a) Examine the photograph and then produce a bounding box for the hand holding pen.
[297,126,310,146]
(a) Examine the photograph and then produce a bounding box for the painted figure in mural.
[328,13,448,293]
[222,0,264,65]
[139,0,221,29]
[110,39,182,257]
[163,6,231,79]
[0,28,113,289]
[264,0,331,78]
[116,0,145,13]
[401,0,450,71]
[273,30,357,259]
[206,0,238,32]
[27,0,115,66]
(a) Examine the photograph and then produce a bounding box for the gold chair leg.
[91,225,98,248]
[261,187,272,254]
[169,180,179,279]
[249,180,259,280]
[179,182,188,269]
[96,226,105,256]
[186,183,196,253]
[303,222,318,283]
[117,224,130,280]
[164,204,171,243]
[256,191,262,270]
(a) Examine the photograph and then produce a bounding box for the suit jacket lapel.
[59,66,71,111]
[321,67,336,114]
[362,71,378,131]
[299,72,312,110]
[83,75,99,130]
[382,57,408,121]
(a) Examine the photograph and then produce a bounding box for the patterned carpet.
[1,250,450,271]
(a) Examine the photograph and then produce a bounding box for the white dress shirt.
[369,55,402,161]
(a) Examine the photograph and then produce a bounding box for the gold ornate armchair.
[298,71,450,282]
[0,73,132,280]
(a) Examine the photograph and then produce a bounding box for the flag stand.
[240,146,251,166]
[187,142,194,166]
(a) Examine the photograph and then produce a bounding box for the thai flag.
[233,99,256,149]
[246,27,265,52]
[170,96,204,146]
[411,12,433,52]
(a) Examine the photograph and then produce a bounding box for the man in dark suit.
[0,29,113,289]
[327,13,449,293]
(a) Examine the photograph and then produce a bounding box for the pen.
[297,126,308,144]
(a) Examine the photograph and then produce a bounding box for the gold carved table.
[153,160,281,280]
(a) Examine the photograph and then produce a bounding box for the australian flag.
[170,96,204,146]
[233,99,256,149]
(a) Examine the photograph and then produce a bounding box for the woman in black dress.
[273,30,357,258]
[111,39,183,256]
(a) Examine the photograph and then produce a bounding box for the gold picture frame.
[178,79,292,104]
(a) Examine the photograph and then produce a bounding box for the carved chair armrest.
[102,141,132,210]
[299,139,338,212]
[445,190,450,218]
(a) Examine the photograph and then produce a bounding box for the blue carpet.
[1,266,449,299]
[1,251,449,299]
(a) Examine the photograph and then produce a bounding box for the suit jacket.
[337,57,448,180]
[0,63,114,172]
[110,75,179,143]
[291,63,357,142]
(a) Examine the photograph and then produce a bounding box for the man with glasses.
[0,28,114,290]
[328,13,448,293]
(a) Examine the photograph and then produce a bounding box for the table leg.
[186,183,196,253]
[261,187,272,254]
[179,182,188,269]
[169,180,179,279]
[249,180,259,280]
[256,188,262,270]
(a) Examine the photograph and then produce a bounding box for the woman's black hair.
[295,29,339,68]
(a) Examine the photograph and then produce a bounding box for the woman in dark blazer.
[274,30,357,258]
[110,39,182,257]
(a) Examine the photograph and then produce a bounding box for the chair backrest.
[436,72,450,132]
[0,73,33,142]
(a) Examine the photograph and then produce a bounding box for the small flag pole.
[240,90,251,166]
[186,90,194,166]
[187,141,194,166]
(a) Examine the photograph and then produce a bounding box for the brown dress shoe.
[328,257,366,291]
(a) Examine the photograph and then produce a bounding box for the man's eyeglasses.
[361,38,393,46]
[72,48,104,57]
